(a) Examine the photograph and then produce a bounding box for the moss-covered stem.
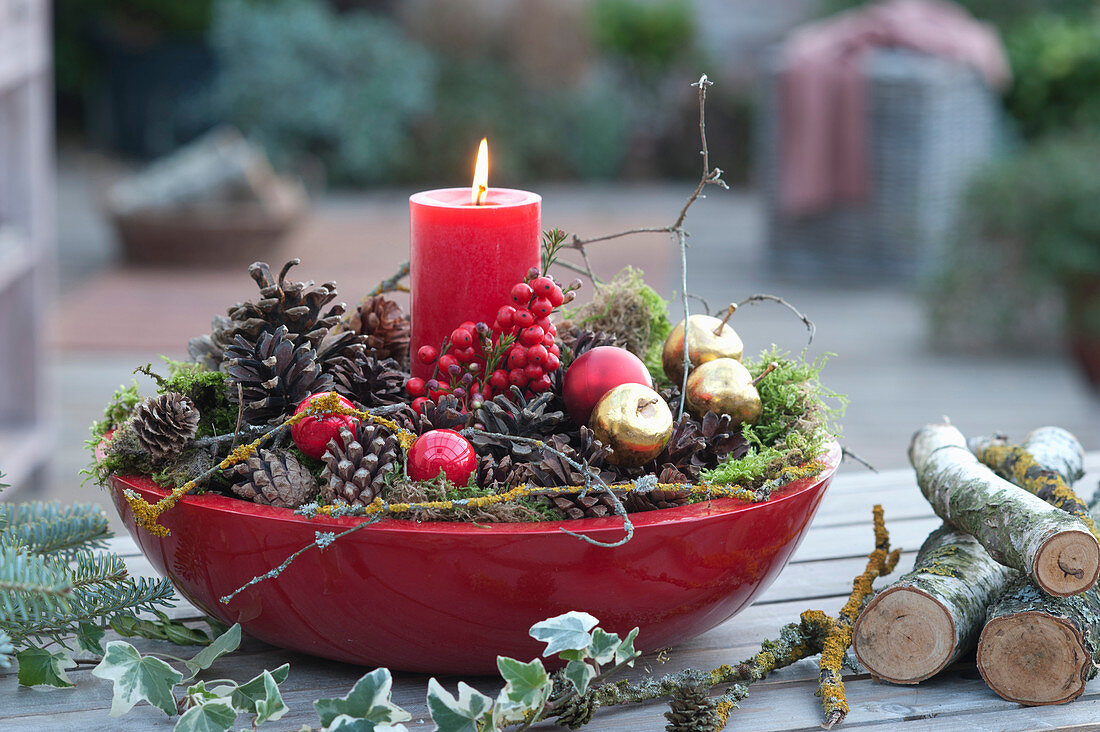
[852,525,1017,684]
[908,423,1098,597]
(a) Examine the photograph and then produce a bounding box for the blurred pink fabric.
[780,0,1010,215]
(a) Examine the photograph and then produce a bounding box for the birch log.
[851,525,1017,683]
[909,423,1099,597]
[970,426,1085,485]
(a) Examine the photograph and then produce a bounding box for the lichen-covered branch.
[817,505,901,728]
[852,525,1017,684]
[370,260,410,296]
[908,423,1099,597]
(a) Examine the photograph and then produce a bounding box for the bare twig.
[841,448,878,473]
[370,261,410,296]
[687,293,711,315]
[230,383,244,452]
[736,294,816,345]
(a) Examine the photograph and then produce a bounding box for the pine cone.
[520,431,621,519]
[347,295,411,369]
[187,315,233,371]
[219,260,345,353]
[470,387,566,462]
[315,329,369,372]
[664,682,721,732]
[648,414,706,481]
[130,393,200,459]
[320,423,400,506]
[623,483,691,513]
[230,448,317,508]
[550,671,597,730]
[395,395,469,435]
[224,326,333,425]
[328,355,407,408]
[560,327,622,364]
[476,453,522,491]
[697,411,749,468]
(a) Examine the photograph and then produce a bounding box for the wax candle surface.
[409,187,541,379]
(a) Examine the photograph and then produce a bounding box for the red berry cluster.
[405,268,581,413]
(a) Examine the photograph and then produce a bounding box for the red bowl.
[110,441,839,674]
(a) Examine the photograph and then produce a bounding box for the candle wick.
[475,185,487,206]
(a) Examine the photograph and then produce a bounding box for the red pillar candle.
[409,146,541,379]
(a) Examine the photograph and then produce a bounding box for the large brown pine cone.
[475,453,522,491]
[395,395,469,435]
[130,392,200,459]
[230,448,317,508]
[519,431,621,519]
[327,355,407,408]
[320,423,400,506]
[346,295,411,369]
[224,326,333,425]
[470,387,565,462]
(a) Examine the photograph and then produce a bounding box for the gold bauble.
[589,383,674,468]
[685,358,761,425]
[662,313,744,385]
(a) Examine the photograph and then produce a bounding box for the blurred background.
[3,0,1100,506]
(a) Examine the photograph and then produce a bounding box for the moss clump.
[567,267,672,382]
[88,382,142,445]
[158,359,237,437]
[702,348,845,492]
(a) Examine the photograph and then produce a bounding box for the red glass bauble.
[406,429,478,485]
[562,346,653,425]
[291,392,359,459]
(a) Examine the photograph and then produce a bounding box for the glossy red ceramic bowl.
[110,441,839,674]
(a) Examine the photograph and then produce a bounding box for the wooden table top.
[5,456,1100,731]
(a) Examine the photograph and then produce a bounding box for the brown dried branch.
[736,294,816,345]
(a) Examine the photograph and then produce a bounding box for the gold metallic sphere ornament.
[662,304,744,385]
[589,383,674,468]
[685,359,778,425]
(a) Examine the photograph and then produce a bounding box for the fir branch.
[0,502,112,558]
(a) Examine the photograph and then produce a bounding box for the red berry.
[489,369,510,391]
[412,396,429,414]
[529,375,553,393]
[290,392,358,459]
[507,347,528,369]
[546,353,561,372]
[530,297,553,318]
[509,368,529,388]
[459,321,477,331]
[520,326,545,347]
[549,343,560,357]
[406,377,427,397]
[510,282,534,305]
[531,276,555,296]
[438,354,458,374]
[535,317,553,331]
[450,327,474,348]
[418,345,439,365]
[547,285,565,307]
[453,347,476,364]
[514,309,535,327]
[542,332,556,347]
[527,344,548,366]
[496,305,516,328]
[524,363,544,381]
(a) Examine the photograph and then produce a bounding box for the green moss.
[158,359,237,437]
[701,349,845,490]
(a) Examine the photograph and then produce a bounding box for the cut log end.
[1034,529,1100,597]
[977,612,1090,705]
[852,587,956,684]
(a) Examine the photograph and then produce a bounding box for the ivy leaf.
[174,700,237,732]
[76,621,106,655]
[16,647,75,688]
[496,656,550,709]
[564,660,596,696]
[425,678,493,732]
[615,627,640,667]
[529,611,599,657]
[315,668,411,727]
[325,715,409,731]
[185,680,231,707]
[586,628,621,666]
[184,623,241,679]
[111,611,210,646]
[232,663,290,713]
[251,670,289,724]
[92,640,184,716]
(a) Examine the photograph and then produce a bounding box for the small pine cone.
[520,431,620,519]
[230,448,317,508]
[550,492,619,520]
[131,393,200,459]
[560,327,622,363]
[476,453,521,491]
[697,411,749,468]
[647,414,706,481]
[187,315,233,371]
[347,295,411,370]
[320,423,400,506]
[623,483,691,513]
[550,671,597,730]
[664,683,721,732]
[395,395,469,435]
[327,355,408,408]
[657,464,692,484]
[224,326,333,425]
[658,383,683,411]
[470,387,566,462]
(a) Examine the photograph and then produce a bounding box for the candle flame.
[472,138,489,205]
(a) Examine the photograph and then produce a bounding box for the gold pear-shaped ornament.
[662,304,744,385]
[589,383,674,468]
[685,359,777,425]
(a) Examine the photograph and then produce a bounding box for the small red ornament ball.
[291,392,358,459]
[406,429,478,485]
[563,346,653,425]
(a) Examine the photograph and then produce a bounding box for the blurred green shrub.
[589,0,696,71]
[210,0,436,184]
[1003,14,1100,139]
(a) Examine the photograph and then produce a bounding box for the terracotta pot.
[110,441,840,674]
